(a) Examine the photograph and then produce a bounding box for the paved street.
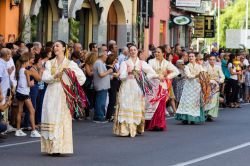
[1,104,250,166]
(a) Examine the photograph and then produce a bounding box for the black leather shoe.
[0,133,7,139]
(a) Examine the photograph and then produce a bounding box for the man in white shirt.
[0,48,15,133]
[118,46,129,65]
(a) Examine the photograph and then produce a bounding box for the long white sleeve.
[141,61,157,80]
[218,66,225,83]
[119,61,128,80]
[184,65,196,79]
[69,61,86,85]
[165,62,180,79]
[42,61,56,84]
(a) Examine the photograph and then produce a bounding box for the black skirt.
[16,92,30,101]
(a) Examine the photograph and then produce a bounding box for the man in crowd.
[0,48,14,133]
[93,50,113,123]
[89,42,98,52]
[74,43,82,53]
[32,42,42,55]
[118,46,129,65]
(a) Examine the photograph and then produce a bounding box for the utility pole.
[144,0,149,60]
[217,0,220,49]
[139,0,143,49]
[245,0,249,48]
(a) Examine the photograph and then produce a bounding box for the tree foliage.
[218,0,250,47]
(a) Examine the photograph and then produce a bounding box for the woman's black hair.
[34,53,41,65]
[157,46,166,54]
[227,53,235,65]
[53,40,66,54]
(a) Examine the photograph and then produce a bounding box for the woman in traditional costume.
[146,46,179,131]
[113,45,158,137]
[41,40,86,155]
[172,60,186,106]
[175,53,207,124]
[204,55,225,121]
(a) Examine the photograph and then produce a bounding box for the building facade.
[0,0,20,43]
[149,0,170,46]
[17,0,136,49]
[70,0,137,49]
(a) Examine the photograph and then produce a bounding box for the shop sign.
[173,16,191,26]
[176,0,201,7]
[193,16,215,38]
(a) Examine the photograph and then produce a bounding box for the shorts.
[16,92,30,101]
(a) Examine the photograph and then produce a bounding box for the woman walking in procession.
[41,40,86,155]
[145,46,179,131]
[204,55,225,121]
[113,45,158,137]
[175,52,207,124]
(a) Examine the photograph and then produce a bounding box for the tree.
[217,0,250,47]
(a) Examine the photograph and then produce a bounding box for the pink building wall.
[149,0,170,46]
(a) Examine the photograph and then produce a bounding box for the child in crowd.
[15,53,40,137]
[244,65,250,102]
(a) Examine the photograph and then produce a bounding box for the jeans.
[94,90,108,121]
[23,84,39,127]
[106,86,118,120]
[0,114,7,133]
[36,84,47,124]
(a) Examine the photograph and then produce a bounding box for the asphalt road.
[1,104,250,166]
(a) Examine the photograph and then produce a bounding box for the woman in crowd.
[205,55,225,121]
[221,53,231,105]
[113,45,158,137]
[41,40,86,155]
[146,46,179,131]
[226,54,242,108]
[175,52,206,124]
[165,53,178,115]
[83,52,98,119]
[36,49,53,125]
[15,53,41,137]
[173,59,186,106]
[106,54,120,122]
[22,53,43,130]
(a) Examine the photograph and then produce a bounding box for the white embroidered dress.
[41,58,86,154]
[176,63,205,117]
[204,64,225,117]
[113,58,156,137]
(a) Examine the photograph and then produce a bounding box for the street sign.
[175,0,201,7]
[193,16,215,38]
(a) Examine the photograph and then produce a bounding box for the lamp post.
[10,0,21,9]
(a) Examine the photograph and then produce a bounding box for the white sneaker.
[15,129,27,137]
[6,124,16,133]
[30,130,41,138]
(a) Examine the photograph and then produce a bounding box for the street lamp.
[10,0,21,10]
